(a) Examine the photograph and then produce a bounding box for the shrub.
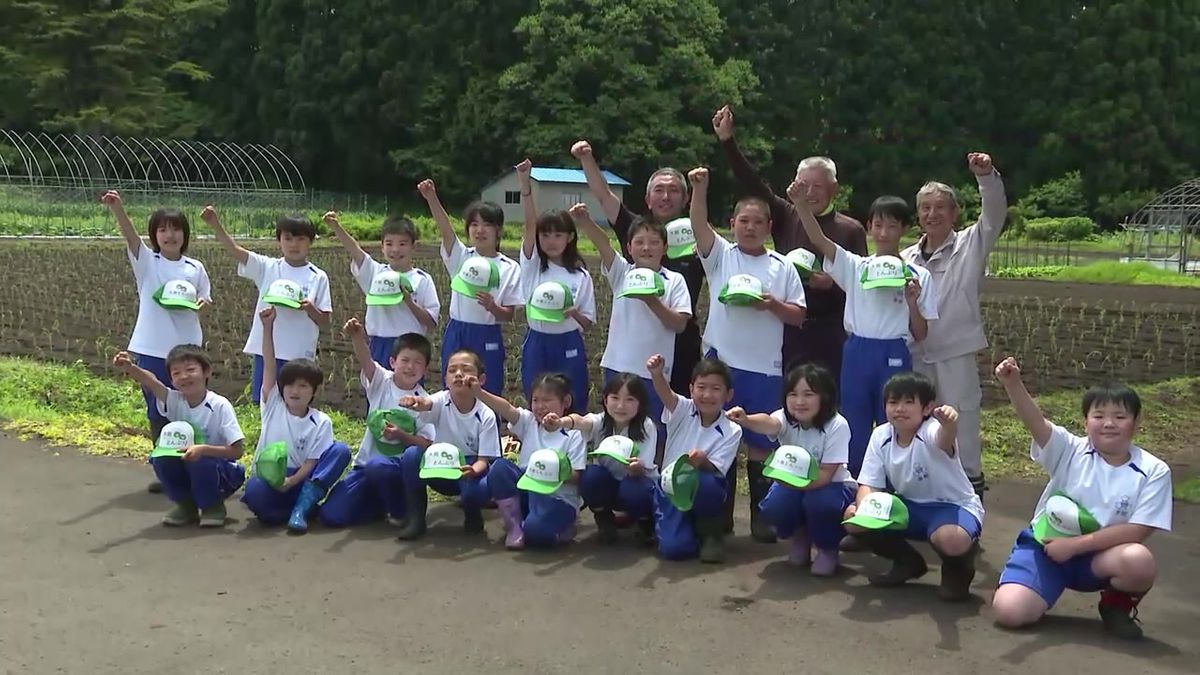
[1023,216,1096,241]
[1016,171,1087,220]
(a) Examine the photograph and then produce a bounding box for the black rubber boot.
[593,509,618,545]
[696,517,727,564]
[936,542,979,602]
[747,460,777,543]
[722,463,737,534]
[396,485,428,541]
[863,532,928,587]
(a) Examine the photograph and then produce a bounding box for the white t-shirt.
[826,246,938,340]
[1028,424,1172,532]
[239,252,332,360]
[661,398,742,476]
[353,367,434,466]
[127,242,212,358]
[441,240,523,325]
[518,247,597,335]
[858,418,985,525]
[255,386,334,469]
[599,257,692,379]
[351,258,441,338]
[158,389,244,450]
[581,412,659,479]
[768,410,854,485]
[699,236,807,376]
[511,408,587,508]
[417,390,502,460]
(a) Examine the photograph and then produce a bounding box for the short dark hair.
[600,372,651,443]
[148,208,191,254]
[733,196,772,220]
[278,358,323,399]
[883,372,937,407]
[782,363,838,429]
[626,216,668,246]
[381,216,418,243]
[691,357,733,389]
[463,201,504,233]
[868,195,913,228]
[275,214,317,240]
[531,372,573,405]
[165,344,211,373]
[448,348,484,376]
[1082,382,1142,419]
[393,333,432,365]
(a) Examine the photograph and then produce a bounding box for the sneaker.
[147,481,164,494]
[1099,591,1144,640]
[811,548,840,577]
[162,501,198,527]
[868,553,928,587]
[198,503,227,528]
[593,510,618,545]
[463,509,485,534]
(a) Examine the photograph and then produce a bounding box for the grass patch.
[1175,476,1200,504]
[992,261,1200,288]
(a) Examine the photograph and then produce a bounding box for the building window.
[562,192,582,208]
[505,190,521,205]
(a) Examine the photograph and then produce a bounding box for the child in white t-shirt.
[102,191,212,472]
[392,348,502,540]
[419,179,522,396]
[689,167,807,545]
[319,319,435,528]
[113,345,244,528]
[202,206,333,405]
[547,372,660,546]
[473,372,586,550]
[649,354,743,564]
[325,211,440,365]
[844,372,983,601]
[992,357,1172,640]
[730,363,856,576]
[240,308,351,533]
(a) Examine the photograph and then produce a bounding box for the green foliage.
[992,261,1200,288]
[1015,172,1088,220]
[1023,216,1096,242]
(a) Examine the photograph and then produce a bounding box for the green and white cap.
[451,256,500,298]
[1033,493,1101,544]
[366,408,418,456]
[152,421,204,459]
[153,279,202,311]
[262,278,304,308]
[786,248,821,278]
[255,440,289,488]
[526,281,573,323]
[665,218,696,259]
[365,270,412,306]
[843,492,910,530]
[762,445,819,489]
[589,435,640,465]
[860,255,913,290]
[517,448,573,495]
[717,273,764,305]
[419,442,465,480]
[660,454,700,511]
[617,268,665,299]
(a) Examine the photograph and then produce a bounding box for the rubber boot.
[747,460,776,543]
[287,481,324,534]
[496,496,525,550]
[863,532,928,587]
[396,484,428,541]
[722,463,737,534]
[162,500,198,527]
[696,517,727,564]
[593,509,618,545]
[788,527,812,566]
[936,542,979,602]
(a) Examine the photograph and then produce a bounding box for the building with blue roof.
[481,166,631,226]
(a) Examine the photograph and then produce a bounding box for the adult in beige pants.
[900,153,1006,496]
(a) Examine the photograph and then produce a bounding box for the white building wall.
[480,171,625,227]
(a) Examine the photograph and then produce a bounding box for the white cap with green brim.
[717,273,765,305]
[665,218,696,259]
[860,255,913,290]
[786,248,821,278]
[589,435,640,464]
[262,278,304,308]
[152,421,204,459]
[526,281,574,323]
[255,440,288,488]
[451,256,500,298]
[843,492,910,530]
[660,454,700,511]
[154,279,202,311]
[419,442,466,480]
[365,270,412,306]
[762,445,819,488]
[517,448,573,495]
[1033,493,1101,544]
[617,268,665,299]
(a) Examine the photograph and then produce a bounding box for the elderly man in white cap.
[900,153,1007,496]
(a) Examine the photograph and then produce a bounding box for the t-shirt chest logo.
[465,433,478,453]
[914,464,929,481]
[1114,495,1133,518]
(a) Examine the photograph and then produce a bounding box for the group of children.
[98,144,1172,641]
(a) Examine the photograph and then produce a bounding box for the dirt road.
[0,433,1196,674]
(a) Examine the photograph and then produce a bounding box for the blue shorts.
[369,336,397,369]
[896,497,982,542]
[442,319,505,396]
[521,329,589,413]
[998,528,1106,607]
[705,349,780,450]
[133,353,172,426]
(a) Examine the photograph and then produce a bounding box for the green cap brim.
[666,243,696,259]
[367,409,417,456]
[617,287,663,299]
[527,306,567,323]
[718,292,762,305]
[762,465,814,489]
[156,298,201,310]
[841,514,901,530]
[861,279,906,290]
[589,449,633,464]
[450,276,488,298]
[516,474,563,495]
[419,466,463,480]
[150,446,186,459]
[263,296,302,308]
[365,294,405,306]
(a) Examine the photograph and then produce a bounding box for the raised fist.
[570,141,592,159]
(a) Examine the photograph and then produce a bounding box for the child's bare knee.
[991,586,1043,628]
[931,525,973,556]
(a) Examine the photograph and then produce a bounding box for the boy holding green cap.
[240,308,352,533]
[319,319,435,528]
[991,357,1171,640]
[113,345,245,527]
